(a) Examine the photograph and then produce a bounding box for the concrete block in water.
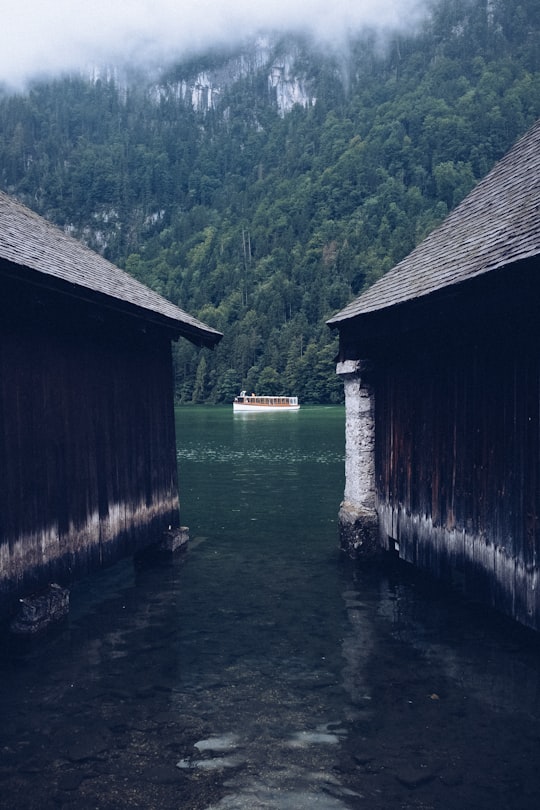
[10,583,70,635]
[159,526,189,554]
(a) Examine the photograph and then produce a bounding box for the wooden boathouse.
[0,190,222,623]
[328,118,540,631]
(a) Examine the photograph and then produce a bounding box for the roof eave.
[0,258,223,348]
[327,247,540,329]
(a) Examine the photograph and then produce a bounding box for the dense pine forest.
[1,0,539,403]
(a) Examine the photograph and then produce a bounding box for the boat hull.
[233,403,300,412]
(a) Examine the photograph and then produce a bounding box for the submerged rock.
[194,733,240,752]
[176,755,243,771]
[287,731,341,747]
[177,732,244,771]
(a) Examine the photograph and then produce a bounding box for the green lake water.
[1,405,540,809]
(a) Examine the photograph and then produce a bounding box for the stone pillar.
[336,360,380,559]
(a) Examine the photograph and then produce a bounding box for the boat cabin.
[233,391,300,411]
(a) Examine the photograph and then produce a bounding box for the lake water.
[1,405,540,809]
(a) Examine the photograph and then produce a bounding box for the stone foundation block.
[338,502,381,560]
[10,583,70,635]
[159,526,189,554]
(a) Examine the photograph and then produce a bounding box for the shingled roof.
[0,190,222,347]
[328,118,540,326]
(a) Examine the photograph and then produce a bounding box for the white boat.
[233,391,300,412]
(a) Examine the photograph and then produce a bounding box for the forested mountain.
[1,0,539,403]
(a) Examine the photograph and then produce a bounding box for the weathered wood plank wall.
[374,319,540,629]
[0,295,180,617]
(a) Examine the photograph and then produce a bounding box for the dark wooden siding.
[374,307,540,629]
[0,289,180,615]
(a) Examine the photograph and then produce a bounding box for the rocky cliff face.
[151,36,316,116]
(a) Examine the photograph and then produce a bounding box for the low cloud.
[2,0,424,88]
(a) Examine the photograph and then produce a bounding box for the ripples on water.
[1,406,540,809]
[178,445,343,464]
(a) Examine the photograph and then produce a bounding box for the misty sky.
[2,1,424,88]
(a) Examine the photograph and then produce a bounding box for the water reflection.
[0,406,539,809]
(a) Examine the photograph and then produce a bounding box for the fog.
[2,0,425,88]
